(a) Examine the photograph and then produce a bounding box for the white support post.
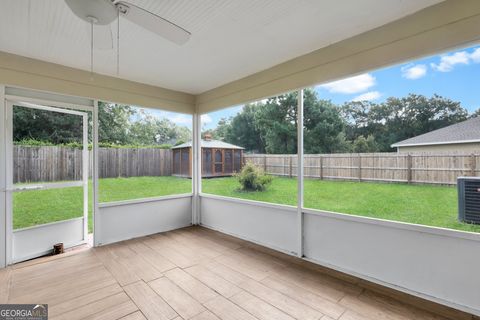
[0,85,6,267]
[82,113,89,243]
[192,112,202,225]
[297,89,304,257]
[4,101,13,265]
[92,100,100,246]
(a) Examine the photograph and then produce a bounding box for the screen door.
[5,100,89,264]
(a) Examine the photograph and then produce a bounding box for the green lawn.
[13,176,480,234]
[13,176,191,231]
[98,176,191,202]
[203,177,480,233]
[14,187,86,230]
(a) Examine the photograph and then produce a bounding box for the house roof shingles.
[391,117,480,147]
[172,139,244,149]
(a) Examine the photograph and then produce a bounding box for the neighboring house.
[392,117,480,153]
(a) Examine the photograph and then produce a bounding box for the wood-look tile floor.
[0,227,466,320]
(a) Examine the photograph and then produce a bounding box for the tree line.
[12,92,477,153]
[13,101,191,148]
[204,89,476,153]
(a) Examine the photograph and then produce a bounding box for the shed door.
[202,149,212,176]
[173,150,181,175]
[181,148,190,176]
[214,149,223,175]
[224,149,233,174]
[234,150,242,172]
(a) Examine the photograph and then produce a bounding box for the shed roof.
[172,139,244,150]
[391,117,480,148]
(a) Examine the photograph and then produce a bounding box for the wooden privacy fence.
[13,146,480,185]
[244,153,480,185]
[98,147,171,179]
[13,146,172,183]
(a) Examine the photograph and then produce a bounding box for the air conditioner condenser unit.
[458,177,480,225]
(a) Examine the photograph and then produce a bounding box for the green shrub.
[235,161,273,191]
[14,139,172,150]
[98,142,172,149]
[15,139,61,147]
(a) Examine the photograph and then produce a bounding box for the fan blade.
[116,1,190,45]
[84,23,113,50]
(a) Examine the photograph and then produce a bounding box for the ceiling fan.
[64,0,191,75]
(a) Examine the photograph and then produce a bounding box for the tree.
[224,89,350,154]
[211,89,350,154]
[13,101,191,147]
[13,106,83,144]
[254,95,298,154]
[353,135,378,153]
[225,104,266,153]
[340,100,374,141]
[303,90,349,153]
[98,102,135,145]
[98,102,191,146]
[214,118,232,140]
[129,116,191,146]
[341,94,468,151]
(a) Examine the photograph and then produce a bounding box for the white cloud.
[351,91,381,102]
[470,48,480,63]
[319,73,376,94]
[401,64,427,79]
[201,114,212,124]
[430,51,470,72]
[430,48,480,72]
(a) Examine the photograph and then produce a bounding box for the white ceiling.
[0,0,442,94]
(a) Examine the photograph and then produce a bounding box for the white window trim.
[200,192,297,212]
[98,193,193,208]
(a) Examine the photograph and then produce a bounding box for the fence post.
[117,148,121,178]
[358,154,362,181]
[319,156,323,180]
[407,154,412,184]
[470,153,476,176]
[264,155,267,172]
[289,156,293,178]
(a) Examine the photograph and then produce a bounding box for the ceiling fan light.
[65,0,117,25]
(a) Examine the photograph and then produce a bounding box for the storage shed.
[172,137,244,178]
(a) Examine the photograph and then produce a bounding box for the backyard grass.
[203,177,480,233]
[13,176,480,233]
[98,176,191,202]
[13,176,192,231]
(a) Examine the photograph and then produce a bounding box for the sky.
[144,44,480,130]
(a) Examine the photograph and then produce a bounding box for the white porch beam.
[0,52,195,114]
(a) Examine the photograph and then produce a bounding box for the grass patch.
[13,176,192,231]
[13,175,480,234]
[13,187,85,230]
[202,176,480,233]
[203,176,297,205]
[98,176,191,202]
